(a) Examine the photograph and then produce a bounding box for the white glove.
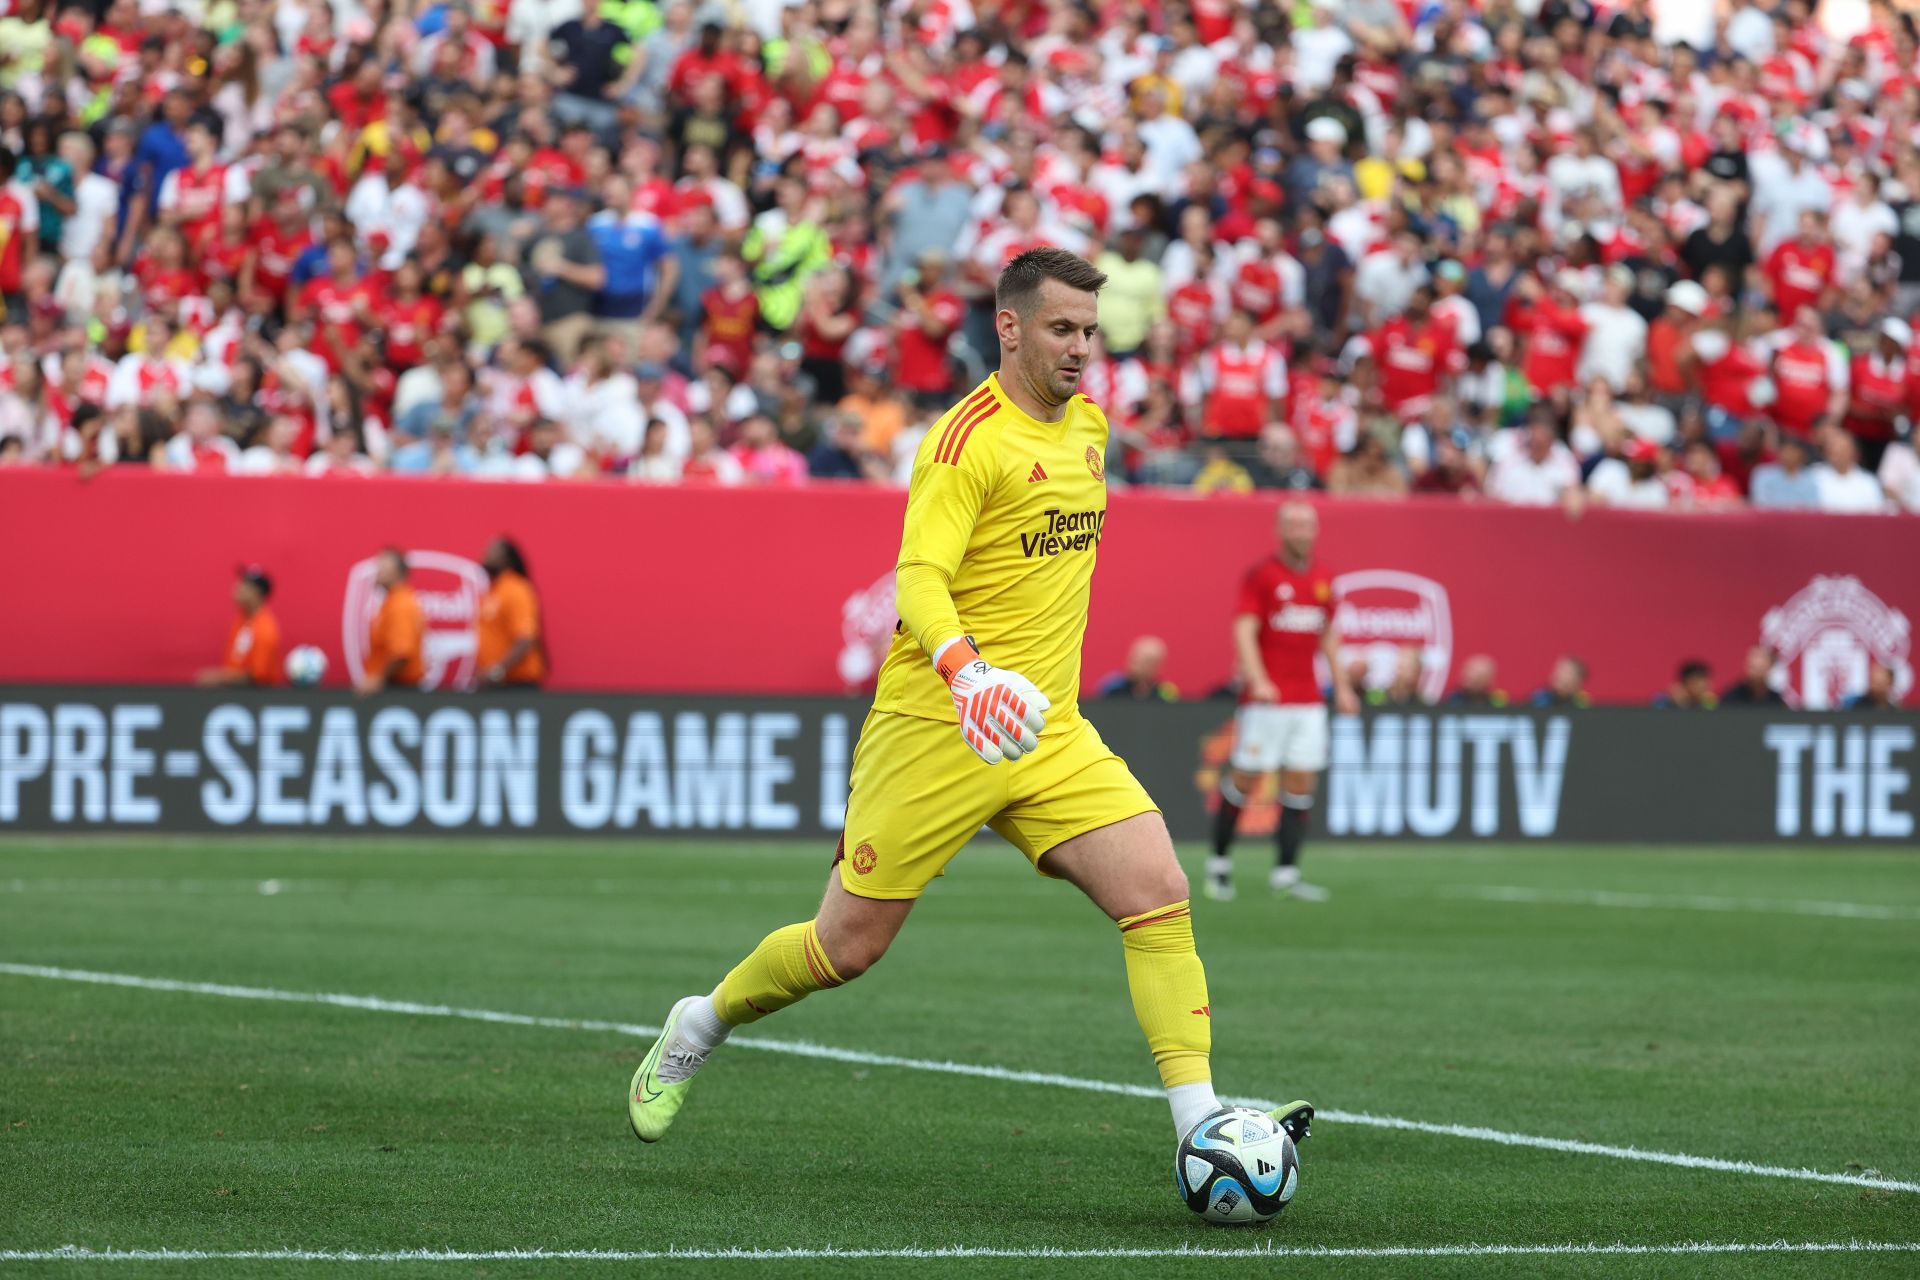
[935,638,1051,764]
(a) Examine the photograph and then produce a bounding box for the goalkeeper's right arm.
[894,433,1050,764]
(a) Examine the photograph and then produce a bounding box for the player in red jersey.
[1208,502,1357,903]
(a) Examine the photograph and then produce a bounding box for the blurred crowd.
[1094,634,1907,710]
[0,0,1919,513]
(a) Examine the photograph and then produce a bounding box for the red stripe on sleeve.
[935,386,993,465]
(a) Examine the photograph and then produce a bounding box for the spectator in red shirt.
[699,253,759,378]
[1762,211,1836,323]
[1766,306,1849,441]
[1680,440,1743,508]
[893,249,964,410]
[295,239,379,372]
[1370,285,1460,420]
[1843,318,1911,471]
[668,21,742,108]
[0,147,39,307]
[1193,308,1287,440]
[378,260,444,373]
[241,192,315,309]
[1517,270,1591,397]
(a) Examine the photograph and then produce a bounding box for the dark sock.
[1211,795,1243,862]
[1277,805,1310,868]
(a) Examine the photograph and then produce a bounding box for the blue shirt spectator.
[127,94,192,220]
[589,202,673,320]
[669,203,724,349]
[1749,439,1822,510]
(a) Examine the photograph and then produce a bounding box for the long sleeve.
[895,428,992,659]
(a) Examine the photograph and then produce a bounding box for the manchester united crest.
[1085,445,1105,480]
[1761,575,1911,709]
[851,842,878,875]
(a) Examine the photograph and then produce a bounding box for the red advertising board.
[1,470,1914,707]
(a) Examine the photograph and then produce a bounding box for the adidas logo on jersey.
[1028,462,1047,483]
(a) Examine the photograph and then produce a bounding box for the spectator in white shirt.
[1829,176,1899,284]
[344,151,430,270]
[1811,430,1888,513]
[563,340,644,466]
[1354,230,1430,326]
[1748,134,1834,254]
[509,417,588,480]
[1879,440,1920,514]
[1545,129,1622,236]
[1292,0,1355,92]
[1431,260,1481,347]
[1134,88,1203,191]
[1577,266,1649,392]
[304,423,376,475]
[1586,440,1671,509]
[58,131,118,263]
[1486,411,1582,506]
[627,418,681,483]
[235,414,305,475]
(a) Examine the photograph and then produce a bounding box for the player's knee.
[1158,861,1191,907]
[814,917,890,980]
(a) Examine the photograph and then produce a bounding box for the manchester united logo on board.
[1085,445,1105,480]
[1760,575,1911,709]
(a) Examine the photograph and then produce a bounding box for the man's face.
[1867,664,1894,698]
[1003,279,1097,407]
[1683,671,1713,701]
[1551,659,1581,696]
[375,554,402,589]
[234,581,261,611]
[1277,503,1317,560]
[1127,639,1165,682]
[1745,646,1773,684]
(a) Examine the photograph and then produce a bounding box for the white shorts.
[1229,703,1330,773]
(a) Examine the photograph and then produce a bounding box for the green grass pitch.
[2,836,1917,1278]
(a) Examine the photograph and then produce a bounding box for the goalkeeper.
[628,248,1313,1152]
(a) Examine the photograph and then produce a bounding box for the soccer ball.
[285,645,328,686]
[1174,1106,1299,1225]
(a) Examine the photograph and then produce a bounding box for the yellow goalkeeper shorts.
[835,710,1161,901]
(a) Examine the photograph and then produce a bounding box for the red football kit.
[1236,556,1333,705]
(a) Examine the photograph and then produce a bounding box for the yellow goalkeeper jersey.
[872,373,1111,732]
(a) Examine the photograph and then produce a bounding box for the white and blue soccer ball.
[285,645,328,686]
[1175,1106,1299,1225]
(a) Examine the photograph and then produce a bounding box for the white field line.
[1444,885,1920,921]
[4,962,1914,1197]
[15,877,1916,920]
[0,877,818,898]
[2,1241,1918,1263]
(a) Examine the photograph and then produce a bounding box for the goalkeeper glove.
[935,637,1050,765]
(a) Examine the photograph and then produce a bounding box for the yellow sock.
[1118,900,1213,1088]
[713,919,845,1026]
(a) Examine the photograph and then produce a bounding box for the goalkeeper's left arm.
[895,439,1050,765]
